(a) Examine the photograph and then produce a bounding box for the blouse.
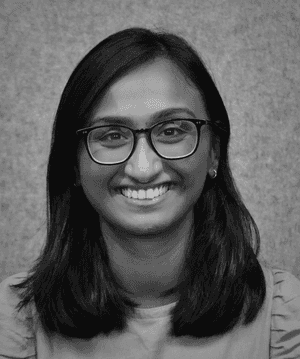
[0,264,300,358]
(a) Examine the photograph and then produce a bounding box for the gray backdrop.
[0,0,299,282]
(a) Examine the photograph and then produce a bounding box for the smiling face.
[77,58,217,237]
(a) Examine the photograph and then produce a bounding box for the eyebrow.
[89,107,197,127]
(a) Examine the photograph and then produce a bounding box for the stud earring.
[210,169,217,179]
[74,181,80,187]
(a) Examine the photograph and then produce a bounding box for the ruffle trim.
[270,268,300,358]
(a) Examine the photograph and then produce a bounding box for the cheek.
[173,150,210,183]
[78,152,114,192]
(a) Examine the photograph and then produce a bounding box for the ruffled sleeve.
[270,268,300,358]
[0,273,36,359]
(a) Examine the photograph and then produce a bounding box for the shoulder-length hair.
[11,27,266,340]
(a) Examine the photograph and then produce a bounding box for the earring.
[210,169,217,179]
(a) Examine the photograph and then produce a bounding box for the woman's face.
[78,58,217,236]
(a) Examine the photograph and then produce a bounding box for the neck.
[101,214,193,306]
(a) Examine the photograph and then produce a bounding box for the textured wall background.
[0,0,299,282]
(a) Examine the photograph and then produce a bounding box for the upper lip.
[117,182,173,191]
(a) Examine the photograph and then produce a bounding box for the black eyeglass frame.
[76,119,212,165]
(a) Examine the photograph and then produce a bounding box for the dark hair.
[11,27,266,340]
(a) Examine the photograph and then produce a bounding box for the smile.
[121,185,170,200]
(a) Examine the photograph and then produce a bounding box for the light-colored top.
[0,264,300,358]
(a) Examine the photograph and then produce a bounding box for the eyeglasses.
[76,119,212,165]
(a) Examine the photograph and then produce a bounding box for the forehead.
[90,58,208,125]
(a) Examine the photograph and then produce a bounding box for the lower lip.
[118,188,172,206]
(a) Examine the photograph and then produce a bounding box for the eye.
[159,127,184,136]
[100,131,125,141]
[153,120,191,143]
[89,126,132,148]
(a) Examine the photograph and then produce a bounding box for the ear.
[210,136,220,171]
[74,165,81,187]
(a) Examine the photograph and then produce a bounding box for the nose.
[124,135,163,182]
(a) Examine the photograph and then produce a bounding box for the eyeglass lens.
[87,120,198,164]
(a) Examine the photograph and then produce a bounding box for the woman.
[1,27,300,358]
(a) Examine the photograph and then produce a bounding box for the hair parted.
[11,27,266,340]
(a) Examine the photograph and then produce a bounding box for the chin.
[112,212,185,237]
[125,223,169,236]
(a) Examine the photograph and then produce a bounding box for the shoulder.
[268,266,300,358]
[0,273,36,358]
[0,272,28,306]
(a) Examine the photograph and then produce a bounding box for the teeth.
[138,190,145,199]
[146,188,154,199]
[121,185,169,200]
[132,190,137,199]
